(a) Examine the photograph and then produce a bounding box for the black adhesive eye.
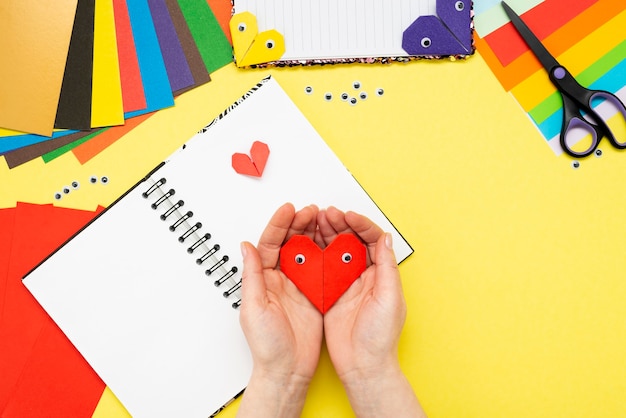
[305,86,313,95]
[90,175,98,184]
[341,92,349,101]
[595,149,603,157]
[376,88,384,96]
[353,81,361,90]
[421,37,432,48]
[324,92,333,101]
[63,186,71,194]
[266,39,275,49]
[295,254,306,264]
[238,23,247,32]
[572,161,581,169]
[359,91,368,100]
[341,253,352,263]
[101,176,109,184]
[71,181,80,190]
[349,97,358,106]
[455,1,465,11]
[54,192,62,200]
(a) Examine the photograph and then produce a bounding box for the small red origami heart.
[232,141,270,177]
[279,234,367,314]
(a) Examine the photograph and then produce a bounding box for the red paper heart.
[279,234,367,313]
[232,141,270,177]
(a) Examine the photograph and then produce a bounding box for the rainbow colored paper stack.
[0,0,234,169]
[474,0,625,156]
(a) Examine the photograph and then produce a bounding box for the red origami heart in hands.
[279,234,367,314]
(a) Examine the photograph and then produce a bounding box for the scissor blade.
[501,1,560,72]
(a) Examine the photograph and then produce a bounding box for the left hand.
[238,203,323,410]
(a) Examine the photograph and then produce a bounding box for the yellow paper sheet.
[91,0,124,128]
[91,387,130,418]
[3,53,626,418]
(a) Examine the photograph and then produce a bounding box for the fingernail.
[385,233,393,250]
[240,242,248,258]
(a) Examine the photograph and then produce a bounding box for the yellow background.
[4,53,626,417]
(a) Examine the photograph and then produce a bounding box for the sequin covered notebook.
[23,76,412,417]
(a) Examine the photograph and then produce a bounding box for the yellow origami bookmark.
[230,12,285,67]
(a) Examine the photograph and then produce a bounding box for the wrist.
[339,356,402,394]
[237,368,311,418]
[340,360,424,418]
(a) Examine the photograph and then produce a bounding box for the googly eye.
[71,180,80,190]
[595,149,603,158]
[101,176,109,185]
[305,86,313,95]
[341,252,353,263]
[349,97,358,106]
[455,1,465,11]
[90,175,98,184]
[265,39,275,49]
[238,22,247,32]
[376,88,384,96]
[353,81,361,90]
[324,92,333,101]
[359,91,368,100]
[295,254,306,264]
[62,186,71,194]
[571,161,580,169]
[421,37,432,48]
[340,92,349,101]
[54,192,62,200]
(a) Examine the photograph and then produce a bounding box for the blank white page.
[234,0,437,59]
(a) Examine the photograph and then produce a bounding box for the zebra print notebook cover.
[23,76,413,418]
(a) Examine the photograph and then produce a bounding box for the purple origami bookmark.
[402,0,473,56]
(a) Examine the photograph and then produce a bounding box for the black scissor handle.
[559,94,602,158]
[550,66,626,158]
[588,91,626,149]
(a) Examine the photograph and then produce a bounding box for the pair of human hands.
[237,203,423,417]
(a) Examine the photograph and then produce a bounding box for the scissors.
[501,1,626,158]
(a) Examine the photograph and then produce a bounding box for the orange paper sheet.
[72,112,153,164]
[206,0,233,44]
[0,0,78,136]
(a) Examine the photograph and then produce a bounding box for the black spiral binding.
[142,177,242,309]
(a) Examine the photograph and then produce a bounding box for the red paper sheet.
[0,207,17,326]
[0,203,105,416]
[484,0,597,67]
[113,0,148,113]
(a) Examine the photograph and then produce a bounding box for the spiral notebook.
[23,76,413,418]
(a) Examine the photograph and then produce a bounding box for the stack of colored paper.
[474,0,625,156]
[0,0,234,168]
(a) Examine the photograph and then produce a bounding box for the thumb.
[240,241,267,310]
[373,233,403,299]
